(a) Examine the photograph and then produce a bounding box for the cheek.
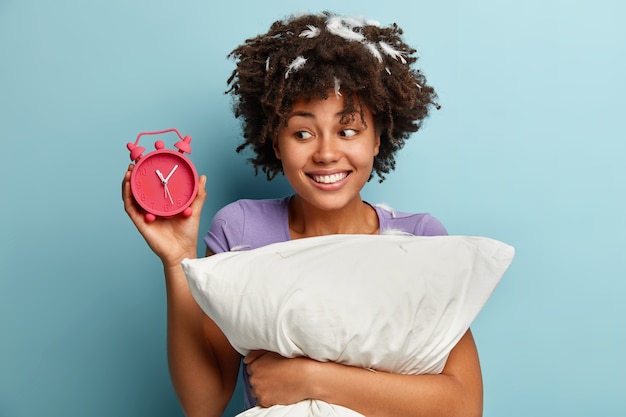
[353,142,380,166]
[274,146,304,174]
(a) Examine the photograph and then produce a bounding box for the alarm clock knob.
[155,140,165,150]
[174,135,192,154]
[127,142,146,162]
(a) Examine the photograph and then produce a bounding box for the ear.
[373,135,381,157]
[273,138,281,160]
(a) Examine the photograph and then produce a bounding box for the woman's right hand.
[122,164,208,268]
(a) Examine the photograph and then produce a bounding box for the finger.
[122,166,147,225]
[122,170,132,204]
[243,350,267,365]
[123,186,143,224]
[196,175,207,203]
[187,175,207,218]
[121,164,134,197]
[244,350,263,364]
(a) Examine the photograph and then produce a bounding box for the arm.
[164,263,241,417]
[122,165,241,417]
[245,329,482,417]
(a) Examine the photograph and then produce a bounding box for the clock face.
[130,150,198,217]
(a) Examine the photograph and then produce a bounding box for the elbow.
[448,380,482,417]
[465,403,483,417]
[457,391,483,417]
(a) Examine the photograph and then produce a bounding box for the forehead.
[288,93,373,119]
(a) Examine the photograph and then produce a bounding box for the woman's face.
[273,94,380,212]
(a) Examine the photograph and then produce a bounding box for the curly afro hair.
[226,11,439,182]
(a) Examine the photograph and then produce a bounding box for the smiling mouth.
[309,172,349,184]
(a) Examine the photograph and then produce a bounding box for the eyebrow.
[287,110,351,120]
[287,111,316,119]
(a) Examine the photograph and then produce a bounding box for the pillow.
[181,234,514,417]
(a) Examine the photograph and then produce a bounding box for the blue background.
[1,0,624,416]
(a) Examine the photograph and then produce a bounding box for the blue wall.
[1,1,624,416]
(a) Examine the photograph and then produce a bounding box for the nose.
[312,136,341,164]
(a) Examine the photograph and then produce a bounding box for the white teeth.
[311,173,348,184]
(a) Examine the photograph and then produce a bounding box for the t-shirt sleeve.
[204,201,245,254]
[375,203,448,237]
[414,213,448,236]
[204,197,291,254]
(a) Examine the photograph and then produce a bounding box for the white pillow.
[182,234,514,417]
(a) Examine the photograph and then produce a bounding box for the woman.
[123,11,483,417]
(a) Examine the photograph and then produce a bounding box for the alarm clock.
[126,128,199,223]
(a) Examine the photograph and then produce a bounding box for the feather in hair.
[379,41,407,64]
[285,56,307,79]
[364,42,383,63]
[363,17,381,27]
[338,16,380,29]
[300,25,321,38]
[341,16,366,28]
[326,16,365,42]
[333,77,342,97]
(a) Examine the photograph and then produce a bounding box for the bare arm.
[163,263,241,417]
[245,329,483,417]
[122,165,240,417]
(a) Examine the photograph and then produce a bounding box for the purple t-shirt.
[203,196,447,409]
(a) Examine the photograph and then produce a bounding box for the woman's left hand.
[244,350,316,407]
[243,330,483,417]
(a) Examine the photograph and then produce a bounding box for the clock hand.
[163,166,178,205]
[156,170,168,199]
[156,169,174,204]
[164,184,174,205]
[164,164,179,183]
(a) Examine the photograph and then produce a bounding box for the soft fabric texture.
[204,197,448,410]
[182,233,514,417]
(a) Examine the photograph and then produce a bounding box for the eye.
[295,131,313,140]
[339,129,357,138]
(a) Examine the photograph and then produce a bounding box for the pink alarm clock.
[126,129,199,223]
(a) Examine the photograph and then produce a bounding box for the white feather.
[341,16,366,29]
[326,16,364,42]
[300,25,321,38]
[285,56,307,79]
[265,57,270,71]
[364,42,383,63]
[379,41,407,64]
[333,77,342,97]
[374,203,397,218]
